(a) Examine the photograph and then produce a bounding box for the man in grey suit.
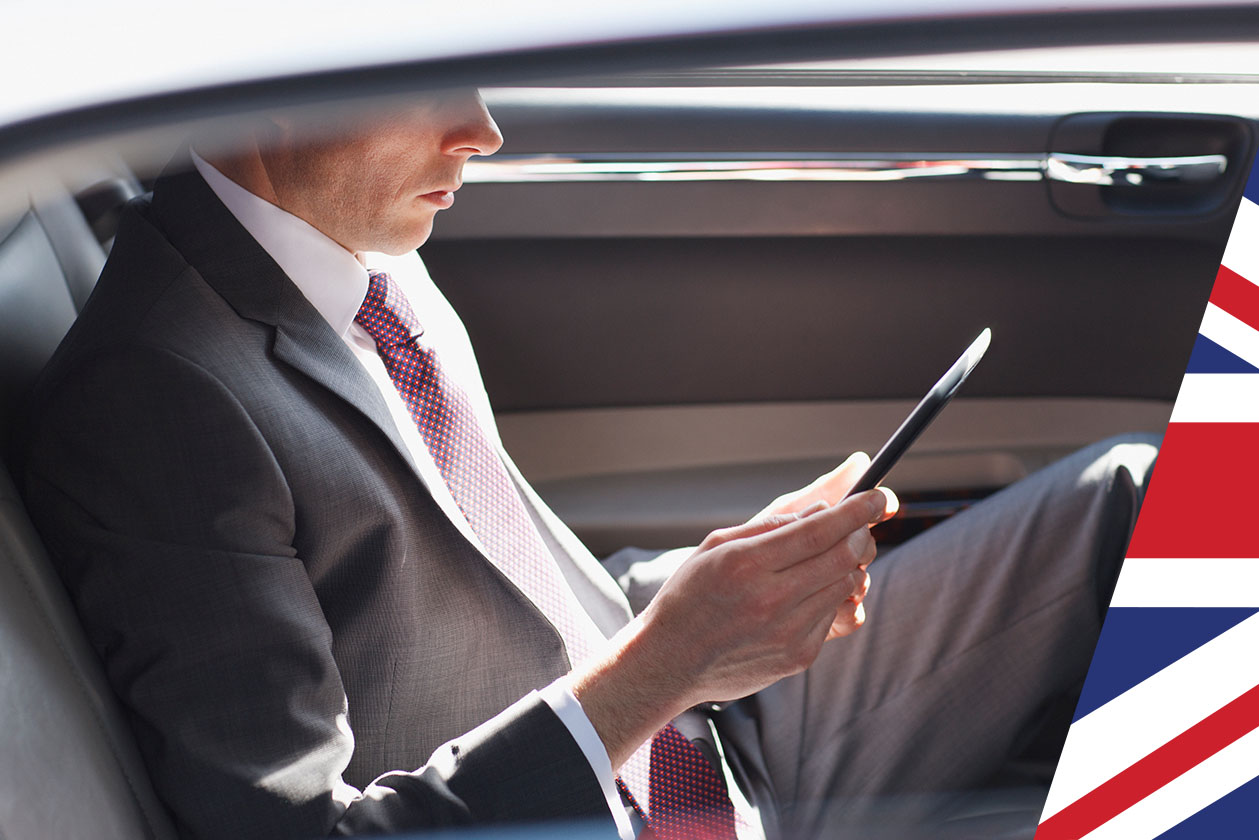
[20,91,1156,840]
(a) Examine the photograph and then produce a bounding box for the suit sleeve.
[602,546,695,615]
[22,345,608,840]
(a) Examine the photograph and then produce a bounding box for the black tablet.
[845,328,991,498]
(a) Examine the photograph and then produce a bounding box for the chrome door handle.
[1045,153,1227,187]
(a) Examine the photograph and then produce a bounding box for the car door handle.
[1044,152,1228,187]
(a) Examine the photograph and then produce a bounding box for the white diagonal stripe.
[1041,611,1259,820]
[1079,724,1259,840]
[1110,558,1259,607]
[1198,303,1259,372]
[1221,197,1259,283]
[1169,375,1259,422]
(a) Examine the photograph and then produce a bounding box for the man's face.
[262,90,503,256]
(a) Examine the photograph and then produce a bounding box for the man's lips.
[420,190,454,209]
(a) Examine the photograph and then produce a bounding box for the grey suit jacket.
[20,166,613,839]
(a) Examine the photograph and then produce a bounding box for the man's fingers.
[783,528,875,602]
[702,500,830,550]
[807,450,872,506]
[797,576,866,648]
[827,600,866,641]
[752,489,889,572]
[875,486,900,522]
[758,451,871,517]
[849,566,872,602]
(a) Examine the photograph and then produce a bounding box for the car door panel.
[419,82,1258,553]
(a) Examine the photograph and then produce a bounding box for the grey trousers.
[714,435,1159,840]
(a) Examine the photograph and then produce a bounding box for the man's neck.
[195,142,364,266]
[197,143,278,205]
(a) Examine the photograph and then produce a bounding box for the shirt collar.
[191,149,368,338]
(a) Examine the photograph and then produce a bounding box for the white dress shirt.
[190,150,635,839]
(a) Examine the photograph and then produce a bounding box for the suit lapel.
[149,162,426,487]
[270,323,422,477]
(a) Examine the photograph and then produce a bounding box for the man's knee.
[1072,433,1159,540]
[1068,433,1160,618]
[1076,432,1159,498]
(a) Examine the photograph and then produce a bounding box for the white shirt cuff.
[538,678,635,840]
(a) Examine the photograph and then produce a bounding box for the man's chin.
[376,223,435,256]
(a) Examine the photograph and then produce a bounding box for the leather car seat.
[0,185,176,840]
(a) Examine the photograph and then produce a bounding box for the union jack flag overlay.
[1035,156,1259,840]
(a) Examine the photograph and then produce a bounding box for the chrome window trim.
[463,152,1228,185]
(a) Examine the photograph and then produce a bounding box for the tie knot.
[356,269,422,347]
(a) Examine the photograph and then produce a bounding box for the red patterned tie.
[355,270,736,840]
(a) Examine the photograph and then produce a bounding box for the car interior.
[2,14,1259,840]
[433,70,1256,556]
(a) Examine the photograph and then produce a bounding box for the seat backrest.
[0,187,177,840]
[0,204,83,449]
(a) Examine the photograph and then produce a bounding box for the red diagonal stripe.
[1035,682,1259,840]
[1209,264,1259,333]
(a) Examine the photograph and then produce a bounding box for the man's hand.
[755,452,901,642]
[572,484,895,769]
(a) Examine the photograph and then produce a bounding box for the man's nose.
[442,91,504,158]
